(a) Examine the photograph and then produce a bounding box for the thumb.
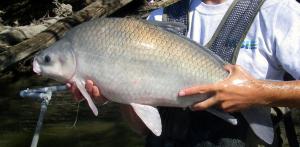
[224,64,235,74]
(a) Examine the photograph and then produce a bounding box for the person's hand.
[179,64,270,112]
[68,80,148,135]
[68,80,107,104]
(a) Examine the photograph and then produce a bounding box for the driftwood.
[0,0,132,74]
[140,0,179,11]
[0,0,182,76]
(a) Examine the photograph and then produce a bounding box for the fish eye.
[44,55,51,63]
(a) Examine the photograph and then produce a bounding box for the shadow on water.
[0,74,144,147]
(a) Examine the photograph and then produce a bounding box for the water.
[0,75,144,147]
[1,74,300,147]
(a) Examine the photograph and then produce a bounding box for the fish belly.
[71,18,227,108]
[76,51,215,108]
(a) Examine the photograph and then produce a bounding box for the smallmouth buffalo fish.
[32,18,274,144]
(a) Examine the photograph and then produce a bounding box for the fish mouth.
[33,59,41,75]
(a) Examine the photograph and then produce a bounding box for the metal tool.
[20,85,68,147]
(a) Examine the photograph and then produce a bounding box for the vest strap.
[205,0,265,64]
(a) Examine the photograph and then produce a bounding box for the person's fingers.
[86,80,94,85]
[87,80,108,104]
[219,101,247,112]
[179,84,215,96]
[67,82,83,101]
[191,96,219,111]
[223,106,242,113]
[68,83,75,93]
[74,89,83,101]
[224,64,247,76]
[219,101,233,112]
[223,64,234,72]
[86,80,101,97]
[69,83,77,94]
[66,83,72,89]
[92,85,101,97]
[86,80,94,94]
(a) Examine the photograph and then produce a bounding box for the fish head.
[33,39,76,82]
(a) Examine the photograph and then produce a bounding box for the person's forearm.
[258,80,300,108]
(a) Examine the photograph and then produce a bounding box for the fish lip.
[32,58,41,75]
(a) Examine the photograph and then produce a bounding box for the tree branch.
[0,0,132,73]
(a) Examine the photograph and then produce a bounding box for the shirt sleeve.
[274,0,300,79]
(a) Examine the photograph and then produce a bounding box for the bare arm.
[179,64,300,112]
[255,80,300,107]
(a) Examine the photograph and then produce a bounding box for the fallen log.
[139,0,179,11]
[0,0,132,74]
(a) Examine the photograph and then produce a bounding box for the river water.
[0,74,299,147]
[0,75,144,147]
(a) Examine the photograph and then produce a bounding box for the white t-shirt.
[147,0,300,80]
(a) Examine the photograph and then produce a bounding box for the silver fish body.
[72,18,227,107]
[33,18,274,144]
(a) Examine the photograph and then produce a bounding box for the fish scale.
[33,18,274,144]
[70,19,223,105]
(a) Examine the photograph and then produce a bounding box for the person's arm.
[68,80,148,136]
[179,64,300,112]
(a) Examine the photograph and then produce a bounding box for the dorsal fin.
[148,20,186,36]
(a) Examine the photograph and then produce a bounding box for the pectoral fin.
[241,107,274,144]
[75,80,98,116]
[130,103,162,136]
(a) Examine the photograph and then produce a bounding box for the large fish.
[33,18,274,144]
